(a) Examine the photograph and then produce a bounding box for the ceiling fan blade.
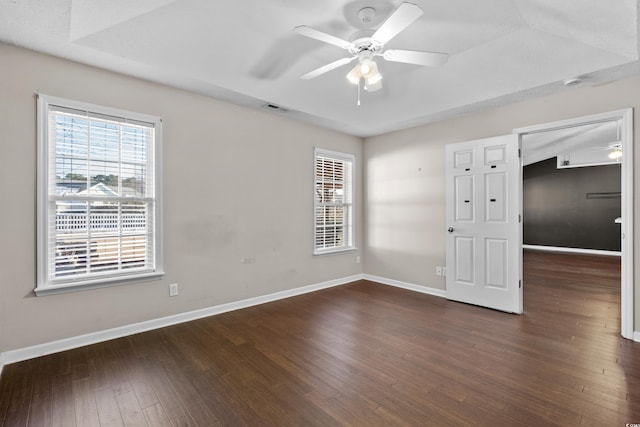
[293,26,354,50]
[372,2,423,45]
[301,57,356,80]
[383,49,448,67]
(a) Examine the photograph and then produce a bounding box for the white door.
[445,134,522,313]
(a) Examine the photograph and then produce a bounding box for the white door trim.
[514,108,634,340]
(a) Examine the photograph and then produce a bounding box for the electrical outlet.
[169,283,178,297]
[442,267,447,277]
[436,266,442,276]
[356,255,361,264]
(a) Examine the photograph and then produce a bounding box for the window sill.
[34,271,165,296]
[314,247,358,256]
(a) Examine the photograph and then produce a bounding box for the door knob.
[447,227,454,233]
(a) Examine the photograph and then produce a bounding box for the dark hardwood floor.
[1,250,639,426]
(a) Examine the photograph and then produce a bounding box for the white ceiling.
[1,0,639,137]
[522,120,620,166]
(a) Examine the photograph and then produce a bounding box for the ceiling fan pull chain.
[357,79,361,107]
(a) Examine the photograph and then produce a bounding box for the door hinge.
[518,214,522,223]
[519,280,522,289]
[518,148,521,158]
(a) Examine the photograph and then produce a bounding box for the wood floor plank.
[2,362,34,427]
[1,250,639,426]
[26,363,53,427]
[160,363,223,426]
[116,390,148,426]
[95,386,124,427]
[75,395,100,427]
[128,371,158,411]
[50,373,75,427]
[135,360,191,423]
[142,402,172,427]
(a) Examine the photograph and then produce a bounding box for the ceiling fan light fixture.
[296,2,449,98]
[365,59,381,78]
[346,65,362,84]
[348,57,383,90]
[366,63,382,83]
[608,121,623,160]
[295,2,449,100]
[359,57,381,78]
[365,78,382,92]
[608,147,623,160]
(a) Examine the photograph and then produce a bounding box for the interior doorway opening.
[515,109,634,339]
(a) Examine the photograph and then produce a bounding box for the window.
[314,148,355,254]
[36,94,163,295]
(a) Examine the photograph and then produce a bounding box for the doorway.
[515,109,634,339]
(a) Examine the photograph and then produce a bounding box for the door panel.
[485,172,506,222]
[445,134,522,313]
[455,176,474,221]
[485,238,508,289]
[485,145,507,164]
[454,150,474,168]
[455,237,475,284]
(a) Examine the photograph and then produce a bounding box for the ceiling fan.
[293,2,448,92]
[584,120,623,160]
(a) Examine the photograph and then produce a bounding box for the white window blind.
[36,95,163,295]
[314,148,354,254]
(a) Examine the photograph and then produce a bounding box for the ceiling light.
[608,147,622,159]
[360,59,372,75]
[364,61,381,82]
[607,121,622,160]
[346,66,362,84]
[365,63,382,91]
[365,79,382,92]
[347,55,383,91]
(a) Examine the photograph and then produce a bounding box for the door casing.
[514,108,634,340]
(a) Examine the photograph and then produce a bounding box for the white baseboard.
[363,274,447,298]
[523,245,621,257]
[0,274,365,368]
[1,275,634,373]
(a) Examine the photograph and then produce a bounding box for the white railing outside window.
[56,213,147,232]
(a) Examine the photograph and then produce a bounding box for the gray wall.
[2,40,640,354]
[364,73,640,332]
[0,43,363,353]
[523,159,621,251]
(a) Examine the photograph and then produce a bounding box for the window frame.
[35,94,164,296]
[313,147,356,255]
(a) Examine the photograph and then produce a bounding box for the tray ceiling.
[1,0,638,136]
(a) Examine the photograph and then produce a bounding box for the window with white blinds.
[314,148,355,254]
[36,94,163,295]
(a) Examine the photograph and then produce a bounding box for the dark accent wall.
[523,158,621,251]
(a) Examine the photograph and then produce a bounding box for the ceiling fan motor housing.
[348,37,383,55]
